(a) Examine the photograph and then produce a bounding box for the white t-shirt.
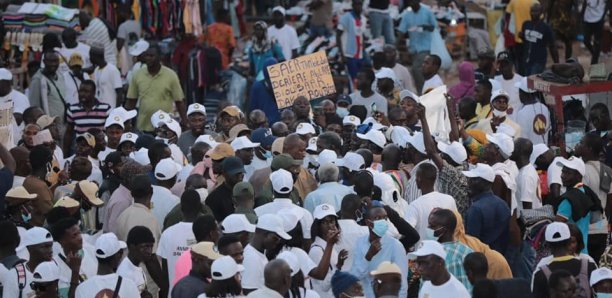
[151,185,180,229]
[584,0,607,22]
[404,191,458,241]
[241,244,268,290]
[350,91,388,116]
[309,237,338,298]
[93,64,123,108]
[1,263,34,298]
[494,73,523,118]
[156,221,196,294]
[517,163,542,209]
[54,245,99,294]
[516,102,550,145]
[422,74,444,94]
[418,275,470,298]
[117,257,147,293]
[254,199,314,239]
[75,273,140,298]
[63,71,91,105]
[59,43,92,70]
[1,89,30,114]
[267,24,300,60]
[282,246,317,277]
[547,156,565,192]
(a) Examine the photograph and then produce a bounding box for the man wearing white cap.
[515,77,550,145]
[30,261,60,298]
[126,39,149,84]
[304,163,354,213]
[267,6,300,60]
[75,233,140,298]
[483,132,519,211]
[231,136,260,181]
[463,163,511,253]
[375,67,400,105]
[350,69,388,117]
[152,158,181,228]
[409,240,470,298]
[475,89,522,137]
[590,268,612,297]
[177,103,210,155]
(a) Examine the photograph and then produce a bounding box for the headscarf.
[448,62,475,102]
[453,210,513,279]
[251,21,272,54]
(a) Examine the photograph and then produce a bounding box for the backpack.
[0,255,27,298]
[541,257,591,298]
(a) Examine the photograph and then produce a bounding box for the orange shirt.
[204,23,236,69]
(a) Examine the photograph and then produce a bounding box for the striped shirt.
[442,241,474,292]
[83,18,117,65]
[66,101,111,133]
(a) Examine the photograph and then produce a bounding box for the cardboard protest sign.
[267,51,336,109]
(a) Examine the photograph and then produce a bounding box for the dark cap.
[477,47,495,59]
[497,51,511,62]
[251,128,277,148]
[104,151,124,169]
[233,181,254,197]
[271,153,301,171]
[222,156,245,176]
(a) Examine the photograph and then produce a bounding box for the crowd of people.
[0,0,609,298]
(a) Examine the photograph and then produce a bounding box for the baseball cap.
[209,143,235,160]
[54,196,80,209]
[95,233,127,258]
[496,123,516,138]
[477,47,495,59]
[515,77,536,93]
[77,181,104,206]
[191,241,222,260]
[370,261,402,276]
[486,133,514,157]
[407,132,426,154]
[363,117,388,131]
[211,255,244,280]
[222,214,256,234]
[164,119,182,137]
[271,153,301,171]
[545,222,571,242]
[0,68,13,80]
[437,141,467,164]
[279,208,302,232]
[231,136,260,151]
[407,240,447,260]
[109,107,137,121]
[462,163,496,183]
[272,137,285,155]
[271,168,294,194]
[556,156,586,176]
[32,261,60,282]
[232,182,254,197]
[277,251,300,276]
[68,53,84,67]
[118,132,138,146]
[390,126,410,148]
[272,6,286,15]
[318,149,337,166]
[36,115,57,129]
[306,137,318,152]
[490,89,510,103]
[530,143,549,165]
[151,110,172,129]
[336,152,365,172]
[221,105,242,117]
[155,158,182,180]
[18,227,53,250]
[187,103,207,116]
[227,124,251,142]
[128,39,149,56]
[313,204,337,220]
[356,129,386,149]
[132,148,150,166]
[76,133,96,148]
[195,134,219,149]
[251,128,276,148]
[257,214,292,239]
[590,268,612,287]
[222,156,245,176]
[296,123,316,135]
[375,67,397,82]
[400,90,419,103]
[343,115,361,127]
[105,115,125,129]
[5,186,37,206]
[497,51,511,62]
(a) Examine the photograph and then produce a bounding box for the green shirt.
[127,65,184,132]
[162,202,212,231]
[235,207,257,224]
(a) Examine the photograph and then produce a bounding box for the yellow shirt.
[127,65,185,132]
[475,103,492,121]
[506,0,538,42]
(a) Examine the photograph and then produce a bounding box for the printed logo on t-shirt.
[173,239,197,257]
[95,289,117,298]
[525,29,543,43]
[533,114,547,135]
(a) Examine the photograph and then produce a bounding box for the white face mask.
[492,109,507,118]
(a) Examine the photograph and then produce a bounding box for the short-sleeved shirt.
[516,163,542,208]
[93,64,123,108]
[398,5,438,53]
[267,24,300,61]
[242,244,268,290]
[127,65,184,132]
[521,20,554,65]
[75,273,140,298]
[66,101,111,133]
[117,257,147,293]
[442,241,474,291]
[505,0,538,42]
[156,221,196,293]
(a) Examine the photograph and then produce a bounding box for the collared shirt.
[151,185,180,230]
[255,198,314,239]
[465,191,511,253]
[246,285,284,298]
[304,182,355,213]
[115,203,161,244]
[103,184,132,234]
[350,235,408,298]
[171,270,209,298]
[337,219,369,272]
[442,241,474,291]
[206,182,235,222]
[127,65,184,132]
[437,160,470,216]
[398,5,438,53]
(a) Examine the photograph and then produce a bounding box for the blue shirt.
[442,241,474,291]
[398,5,438,53]
[466,191,511,253]
[557,198,591,254]
[350,235,408,298]
[249,80,280,125]
[248,44,285,78]
[0,168,14,214]
[303,182,355,214]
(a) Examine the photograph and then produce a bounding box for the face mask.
[492,109,507,118]
[21,212,31,223]
[372,219,389,237]
[425,227,442,241]
[337,107,349,118]
[263,150,273,159]
[596,293,612,298]
[196,188,208,203]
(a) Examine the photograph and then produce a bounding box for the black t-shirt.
[521,20,554,65]
[205,183,235,222]
[493,278,533,298]
[532,258,596,298]
[369,0,390,10]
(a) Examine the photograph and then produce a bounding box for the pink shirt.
[172,250,192,285]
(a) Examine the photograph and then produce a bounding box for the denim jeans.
[504,240,536,280]
[368,11,396,45]
[310,25,331,38]
[525,62,545,76]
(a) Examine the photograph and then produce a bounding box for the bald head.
[283,133,306,160]
[272,121,289,137]
[512,138,533,165]
[264,259,292,295]
[248,109,267,129]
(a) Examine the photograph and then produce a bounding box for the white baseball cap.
[195,134,219,149]
[399,90,419,103]
[222,214,256,234]
[0,68,13,80]
[496,123,516,138]
[356,129,386,149]
[164,119,182,137]
[155,158,182,180]
[187,103,207,116]
[317,149,337,166]
[370,261,402,276]
[128,39,149,56]
[211,256,244,281]
[363,117,388,131]
[375,67,397,82]
[32,261,60,282]
[17,227,53,250]
[343,115,361,127]
[109,107,137,121]
[530,143,550,165]
[231,136,260,151]
[490,89,510,103]
[118,132,138,146]
[590,268,612,286]
[151,110,172,129]
[515,77,536,93]
[313,204,337,220]
[271,168,294,194]
[407,132,426,154]
[407,240,447,260]
[105,115,125,129]
[272,5,286,15]
[256,214,292,240]
[556,156,586,176]
[462,163,496,183]
[131,148,150,166]
[277,251,300,276]
[296,123,316,135]
[390,126,411,148]
[437,141,467,164]
[336,152,365,172]
[95,233,127,258]
[306,137,318,152]
[486,133,514,157]
[545,222,571,242]
[279,208,302,232]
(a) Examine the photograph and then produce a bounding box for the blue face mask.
[21,212,31,223]
[372,219,389,237]
[336,107,349,118]
[425,227,442,241]
[596,293,612,298]
[263,150,273,159]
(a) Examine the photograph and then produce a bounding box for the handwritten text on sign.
[267,51,336,109]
